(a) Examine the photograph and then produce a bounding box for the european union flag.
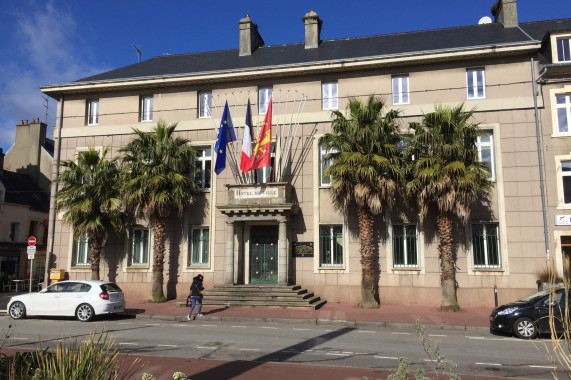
[214,101,237,175]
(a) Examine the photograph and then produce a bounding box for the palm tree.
[120,121,197,302]
[406,104,492,311]
[320,95,404,308]
[55,146,124,280]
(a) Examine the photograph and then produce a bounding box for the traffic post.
[28,236,36,293]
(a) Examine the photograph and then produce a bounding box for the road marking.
[118,322,132,325]
[476,362,502,366]
[428,334,447,337]
[466,336,485,340]
[293,328,310,331]
[423,359,437,362]
[239,348,260,351]
[374,356,399,360]
[357,330,375,333]
[392,332,410,335]
[529,365,556,369]
[11,337,29,340]
[327,352,351,357]
[157,344,177,348]
[262,327,277,330]
[197,346,217,349]
[118,342,139,346]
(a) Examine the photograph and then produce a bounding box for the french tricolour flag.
[240,99,253,172]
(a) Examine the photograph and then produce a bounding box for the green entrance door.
[250,226,278,284]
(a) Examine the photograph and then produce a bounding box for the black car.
[489,288,570,339]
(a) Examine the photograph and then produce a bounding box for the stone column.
[278,217,287,285]
[224,220,235,285]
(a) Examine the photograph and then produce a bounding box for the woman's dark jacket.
[190,276,204,296]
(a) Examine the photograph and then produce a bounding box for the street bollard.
[494,285,498,307]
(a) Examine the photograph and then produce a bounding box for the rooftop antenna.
[134,45,142,63]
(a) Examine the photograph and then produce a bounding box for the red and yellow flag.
[248,98,272,171]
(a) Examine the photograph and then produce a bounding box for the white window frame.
[258,87,273,115]
[556,94,571,134]
[87,100,99,125]
[476,132,495,181]
[199,92,212,118]
[141,96,153,122]
[392,75,409,105]
[194,147,212,190]
[320,143,336,187]
[189,227,209,267]
[466,68,485,99]
[561,160,571,206]
[319,225,344,268]
[322,81,338,110]
[471,222,501,268]
[392,223,418,268]
[72,235,91,267]
[556,37,571,63]
[129,227,151,267]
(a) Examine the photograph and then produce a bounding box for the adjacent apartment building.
[40,0,571,307]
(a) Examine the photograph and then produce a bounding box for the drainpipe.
[46,95,64,287]
[531,58,549,260]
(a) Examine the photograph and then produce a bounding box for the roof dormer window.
[557,37,571,62]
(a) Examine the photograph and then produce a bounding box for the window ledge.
[472,267,503,273]
[127,267,150,272]
[188,265,210,269]
[318,266,345,272]
[392,267,421,273]
[70,267,90,271]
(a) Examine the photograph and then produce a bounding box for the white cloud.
[0,1,108,153]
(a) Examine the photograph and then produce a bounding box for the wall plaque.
[234,187,279,199]
[293,242,314,257]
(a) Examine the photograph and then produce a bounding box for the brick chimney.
[302,10,322,49]
[239,15,264,56]
[494,0,518,28]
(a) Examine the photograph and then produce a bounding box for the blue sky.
[0,0,569,154]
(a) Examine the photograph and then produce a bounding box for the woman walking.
[188,274,204,320]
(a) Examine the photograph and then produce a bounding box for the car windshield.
[518,290,549,303]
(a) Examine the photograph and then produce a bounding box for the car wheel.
[514,317,537,339]
[9,301,26,319]
[76,303,95,322]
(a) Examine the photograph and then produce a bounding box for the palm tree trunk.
[151,215,167,302]
[359,206,379,308]
[89,239,102,281]
[437,210,460,311]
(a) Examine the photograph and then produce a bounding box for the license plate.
[115,305,122,310]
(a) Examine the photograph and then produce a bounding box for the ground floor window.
[319,225,343,267]
[129,228,150,267]
[189,227,209,267]
[472,223,500,268]
[72,234,90,267]
[392,224,418,267]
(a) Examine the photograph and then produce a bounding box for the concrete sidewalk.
[124,298,492,331]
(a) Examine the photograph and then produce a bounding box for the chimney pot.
[302,10,322,49]
[495,0,518,27]
[25,120,28,124]
[20,120,23,125]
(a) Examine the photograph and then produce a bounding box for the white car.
[7,280,125,322]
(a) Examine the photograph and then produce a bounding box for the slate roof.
[0,171,50,213]
[75,19,571,84]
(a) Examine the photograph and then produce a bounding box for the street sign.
[27,246,36,255]
[27,253,35,260]
[28,236,37,246]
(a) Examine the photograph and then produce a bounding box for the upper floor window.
[87,100,99,125]
[557,95,571,133]
[140,96,153,122]
[72,235,90,267]
[322,81,338,110]
[129,227,150,267]
[189,227,209,267]
[194,148,212,190]
[9,222,19,242]
[392,75,409,105]
[557,38,571,62]
[476,132,495,181]
[319,225,343,267]
[466,69,485,99]
[472,222,500,268]
[259,87,273,115]
[392,223,418,267]
[561,160,571,205]
[320,143,335,187]
[199,92,212,118]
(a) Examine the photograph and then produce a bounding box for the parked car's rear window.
[101,283,123,293]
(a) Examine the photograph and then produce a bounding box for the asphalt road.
[0,315,564,379]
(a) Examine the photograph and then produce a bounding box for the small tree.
[120,122,197,302]
[320,95,404,308]
[55,146,124,280]
[406,104,492,311]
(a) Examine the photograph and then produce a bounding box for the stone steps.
[200,284,326,310]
